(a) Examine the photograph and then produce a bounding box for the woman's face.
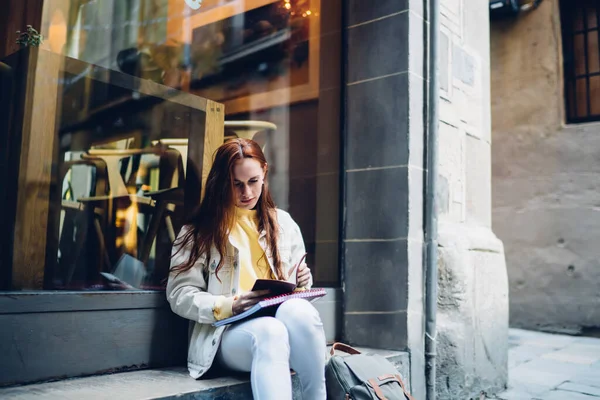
[233,158,265,209]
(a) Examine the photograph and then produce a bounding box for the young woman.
[166,138,327,400]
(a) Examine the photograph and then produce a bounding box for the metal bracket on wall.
[490,0,544,19]
[519,0,544,11]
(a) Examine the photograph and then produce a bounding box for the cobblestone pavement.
[494,328,600,399]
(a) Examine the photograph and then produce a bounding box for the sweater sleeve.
[213,296,235,320]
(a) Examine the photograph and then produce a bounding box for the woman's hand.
[232,290,270,316]
[296,263,312,288]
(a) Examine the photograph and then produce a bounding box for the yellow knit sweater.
[213,207,274,320]
[232,207,274,291]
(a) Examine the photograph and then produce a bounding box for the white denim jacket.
[166,208,311,379]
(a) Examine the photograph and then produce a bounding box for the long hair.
[171,138,283,280]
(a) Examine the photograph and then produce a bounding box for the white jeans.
[215,298,327,400]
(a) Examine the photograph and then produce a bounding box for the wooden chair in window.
[55,158,109,288]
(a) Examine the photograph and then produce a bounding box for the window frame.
[561,0,600,123]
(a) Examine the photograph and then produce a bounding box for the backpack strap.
[330,342,361,356]
[373,374,414,400]
[395,375,414,400]
[368,379,388,400]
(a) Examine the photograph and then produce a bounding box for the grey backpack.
[325,343,414,400]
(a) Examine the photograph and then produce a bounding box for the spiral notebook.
[212,288,327,327]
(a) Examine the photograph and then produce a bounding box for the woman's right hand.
[232,290,271,315]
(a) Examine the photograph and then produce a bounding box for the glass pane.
[587,8,597,29]
[574,7,584,31]
[576,77,589,117]
[2,0,342,290]
[567,80,576,120]
[574,33,586,76]
[590,75,600,116]
[587,30,599,73]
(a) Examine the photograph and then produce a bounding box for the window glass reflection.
[1,0,342,290]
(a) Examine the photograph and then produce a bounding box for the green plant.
[16,25,44,48]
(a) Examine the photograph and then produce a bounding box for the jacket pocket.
[207,264,233,295]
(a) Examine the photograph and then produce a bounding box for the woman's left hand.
[296,262,311,288]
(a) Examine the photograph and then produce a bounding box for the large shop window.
[561,0,600,123]
[1,0,342,292]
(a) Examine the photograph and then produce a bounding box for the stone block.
[554,342,600,359]
[542,351,600,366]
[406,239,424,311]
[439,31,450,93]
[435,223,509,399]
[539,389,600,400]
[408,0,425,19]
[343,240,408,313]
[344,311,407,350]
[505,382,552,397]
[557,382,600,397]
[496,383,549,400]
[508,328,548,345]
[473,249,509,380]
[511,357,589,382]
[347,12,408,83]
[438,123,465,223]
[0,368,266,400]
[452,44,476,87]
[508,345,550,369]
[465,135,491,227]
[346,73,409,170]
[408,73,425,169]
[520,335,578,350]
[406,309,426,397]
[569,369,600,388]
[347,0,409,26]
[408,10,426,78]
[508,366,564,390]
[345,167,409,240]
[408,167,424,240]
[574,336,600,346]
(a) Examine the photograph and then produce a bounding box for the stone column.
[342,1,427,397]
[435,0,509,398]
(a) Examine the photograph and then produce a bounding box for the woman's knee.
[276,298,322,326]
[250,317,290,351]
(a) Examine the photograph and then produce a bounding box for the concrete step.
[0,347,410,399]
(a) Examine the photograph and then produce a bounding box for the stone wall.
[435,0,509,398]
[491,0,600,335]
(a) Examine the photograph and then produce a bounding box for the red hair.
[171,138,283,280]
